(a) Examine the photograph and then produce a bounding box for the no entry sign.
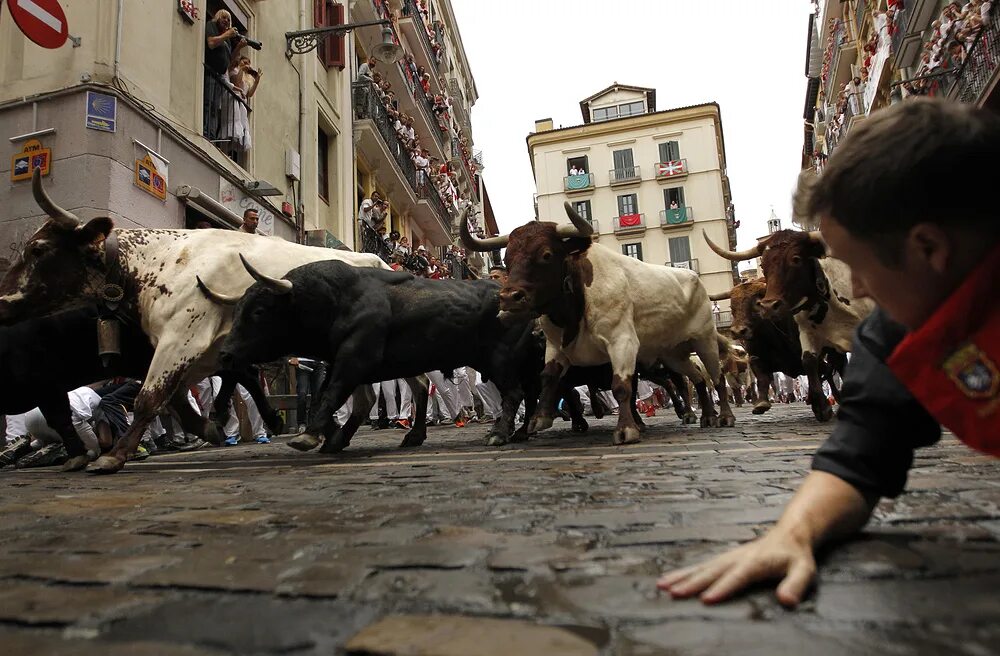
[7,0,69,49]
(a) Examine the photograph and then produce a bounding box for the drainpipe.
[114,0,125,79]
[296,0,308,243]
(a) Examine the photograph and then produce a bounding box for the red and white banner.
[618,213,642,227]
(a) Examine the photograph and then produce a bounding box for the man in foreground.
[658,98,999,607]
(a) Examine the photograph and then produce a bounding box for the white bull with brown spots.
[0,170,389,473]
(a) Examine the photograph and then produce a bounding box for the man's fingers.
[656,564,701,589]
[775,558,815,608]
[700,560,769,605]
[665,558,734,598]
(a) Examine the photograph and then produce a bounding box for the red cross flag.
[7,0,69,49]
[657,160,686,177]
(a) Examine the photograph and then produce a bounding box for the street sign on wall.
[7,0,69,49]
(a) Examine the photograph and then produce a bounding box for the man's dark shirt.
[205,21,231,76]
[811,308,942,500]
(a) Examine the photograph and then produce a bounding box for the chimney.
[534,118,554,133]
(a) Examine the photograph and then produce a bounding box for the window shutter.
[320,2,346,69]
[314,0,326,28]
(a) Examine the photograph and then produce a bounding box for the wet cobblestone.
[0,404,998,655]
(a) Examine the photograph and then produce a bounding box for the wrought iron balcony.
[401,0,441,72]
[613,213,645,234]
[354,80,418,191]
[654,159,688,179]
[659,207,693,228]
[666,259,699,273]
[952,3,1000,104]
[564,172,594,193]
[609,165,641,185]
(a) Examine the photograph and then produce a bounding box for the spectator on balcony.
[222,56,260,155]
[670,199,680,210]
[204,9,246,139]
[413,148,431,186]
[398,236,412,255]
[569,165,581,176]
[358,56,376,80]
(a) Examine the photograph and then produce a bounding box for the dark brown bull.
[705,226,863,423]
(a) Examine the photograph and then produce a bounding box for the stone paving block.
[620,620,861,656]
[149,509,277,526]
[608,524,757,546]
[343,614,599,656]
[0,629,227,656]
[0,583,164,626]
[105,596,377,654]
[815,574,1000,623]
[0,553,179,585]
[353,569,501,612]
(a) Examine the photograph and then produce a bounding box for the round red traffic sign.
[8,0,69,49]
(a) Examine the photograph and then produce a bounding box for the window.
[612,148,636,178]
[314,1,345,69]
[664,187,686,208]
[574,200,592,221]
[566,155,589,174]
[618,101,645,117]
[318,128,330,203]
[618,193,638,215]
[592,106,617,122]
[668,236,691,265]
[658,140,681,162]
[622,243,643,260]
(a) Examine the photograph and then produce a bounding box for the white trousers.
[426,370,460,422]
[474,374,503,420]
[195,377,264,439]
[4,412,28,444]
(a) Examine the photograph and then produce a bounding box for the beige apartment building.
[527,84,740,318]
[0,0,493,272]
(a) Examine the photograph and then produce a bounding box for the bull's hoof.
[682,412,699,425]
[319,435,350,454]
[612,426,641,445]
[486,433,509,446]
[61,455,91,473]
[288,433,321,451]
[812,403,834,423]
[265,412,285,436]
[204,422,224,446]
[571,419,589,433]
[399,430,427,448]
[527,415,554,434]
[86,455,125,475]
[719,414,736,428]
[752,401,772,415]
[510,426,529,443]
[700,415,720,428]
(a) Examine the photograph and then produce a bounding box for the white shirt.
[569,167,579,175]
[68,387,101,422]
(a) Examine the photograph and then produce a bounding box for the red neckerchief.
[888,242,1000,456]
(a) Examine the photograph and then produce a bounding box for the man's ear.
[76,217,114,246]
[907,223,951,275]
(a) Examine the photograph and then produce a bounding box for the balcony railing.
[824,19,848,99]
[417,175,453,228]
[714,310,733,329]
[203,67,251,169]
[472,149,484,169]
[588,218,599,234]
[402,0,441,69]
[360,222,392,264]
[667,258,699,273]
[952,3,1000,105]
[609,166,641,185]
[890,0,912,57]
[353,80,419,194]
[854,0,867,33]
[654,159,688,179]
[564,172,594,192]
[659,207,693,227]
[613,213,645,233]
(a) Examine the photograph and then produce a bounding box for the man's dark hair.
[799,98,1000,262]
[243,208,259,219]
[489,265,506,273]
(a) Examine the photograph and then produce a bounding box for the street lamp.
[285,20,404,63]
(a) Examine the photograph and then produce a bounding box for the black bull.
[213,260,541,452]
[0,306,278,471]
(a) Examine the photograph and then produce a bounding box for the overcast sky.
[451,0,815,250]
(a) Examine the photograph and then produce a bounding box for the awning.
[176,185,242,229]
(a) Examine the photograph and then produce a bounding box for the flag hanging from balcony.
[656,160,685,177]
[619,213,642,227]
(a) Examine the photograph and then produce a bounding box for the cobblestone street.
[1,404,998,655]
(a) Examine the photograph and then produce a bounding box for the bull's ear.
[76,217,114,245]
[805,238,827,258]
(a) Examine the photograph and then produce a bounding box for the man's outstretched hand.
[657,529,816,607]
[656,471,874,607]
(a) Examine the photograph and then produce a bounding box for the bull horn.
[702,229,764,262]
[196,276,241,306]
[459,207,508,252]
[239,254,293,294]
[709,290,732,302]
[32,167,80,230]
[557,201,594,238]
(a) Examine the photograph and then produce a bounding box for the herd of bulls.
[0,170,873,475]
